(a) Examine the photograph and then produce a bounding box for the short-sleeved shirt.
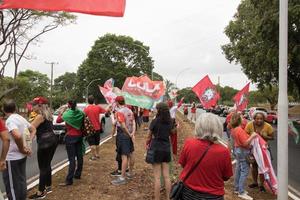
[84,104,106,131]
[149,118,172,152]
[142,109,150,117]
[191,107,196,113]
[0,119,7,132]
[245,121,273,141]
[179,139,233,196]
[116,106,134,133]
[5,114,31,161]
[231,126,250,148]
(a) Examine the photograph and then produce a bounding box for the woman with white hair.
[245,110,274,192]
[178,113,233,200]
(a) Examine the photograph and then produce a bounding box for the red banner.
[192,75,220,109]
[233,83,250,111]
[122,75,165,99]
[0,0,126,17]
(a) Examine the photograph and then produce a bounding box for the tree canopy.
[222,0,300,96]
[76,34,155,103]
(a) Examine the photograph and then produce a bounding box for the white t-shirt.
[5,114,31,161]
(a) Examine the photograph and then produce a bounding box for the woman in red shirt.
[190,102,196,122]
[230,112,257,200]
[178,113,233,199]
[56,100,84,186]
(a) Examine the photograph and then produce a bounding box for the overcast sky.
[5,0,256,90]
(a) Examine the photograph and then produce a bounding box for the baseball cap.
[32,96,49,105]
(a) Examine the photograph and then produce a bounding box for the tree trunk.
[0,86,18,100]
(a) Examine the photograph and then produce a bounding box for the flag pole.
[278,0,288,199]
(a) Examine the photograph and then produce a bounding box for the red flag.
[104,78,114,90]
[192,75,220,109]
[0,0,126,17]
[233,83,250,111]
[99,86,117,104]
[122,75,165,99]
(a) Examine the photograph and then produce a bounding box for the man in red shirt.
[0,119,10,171]
[84,95,106,160]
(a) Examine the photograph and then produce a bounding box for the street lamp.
[175,68,191,89]
[86,78,101,103]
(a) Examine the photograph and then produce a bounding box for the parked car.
[53,103,106,143]
[266,111,277,124]
[211,106,225,116]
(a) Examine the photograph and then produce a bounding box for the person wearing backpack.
[56,100,85,186]
[84,95,106,161]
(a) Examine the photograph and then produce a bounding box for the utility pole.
[45,62,58,109]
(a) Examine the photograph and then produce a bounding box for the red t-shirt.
[142,109,150,117]
[179,139,233,196]
[0,119,7,132]
[56,114,82,136]
[84,104,106,131]
[191,107,196,113]
[231,126,250,148]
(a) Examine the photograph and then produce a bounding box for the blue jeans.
[65,135,83,184]
[234,147,250,194]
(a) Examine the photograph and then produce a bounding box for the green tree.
[0,70,49,107]
[164,79,176,100]
[222,0,300,95]
[76,34,155,103]
[177,87,198,103]
[53,72,77,108]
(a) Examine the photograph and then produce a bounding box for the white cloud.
[4,0,254,90]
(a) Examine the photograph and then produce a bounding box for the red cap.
[115,96,125,103]
[32,97,48,105]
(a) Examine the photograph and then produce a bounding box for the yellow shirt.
[245,121,274,141]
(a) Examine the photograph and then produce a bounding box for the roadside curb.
[27,135,112,191]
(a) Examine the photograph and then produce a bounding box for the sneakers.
[110,170,121,177]
[111,177,127,185]
[28,191,47,199]
[238,192,253,200]
[126,172,134,179]
[89,156,97,161]
[110,169,130,177]
[45,186,52,194]
[234,190,248,195]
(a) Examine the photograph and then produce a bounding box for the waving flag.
[233,83,250,111]
[122,75,165,109]
[251,135,278,195]
[0,0,126,17]
[192,75,220,109]
[104,78,115,90]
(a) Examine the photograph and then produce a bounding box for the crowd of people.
[0,95,277,200]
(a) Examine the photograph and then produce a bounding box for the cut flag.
[0,0,126,17]
[192,75,220,109]
[233,83,250,111]
[122,75,165,109]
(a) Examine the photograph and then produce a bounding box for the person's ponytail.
[68,100,77,110]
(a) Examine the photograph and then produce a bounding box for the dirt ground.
[28,113,276,200]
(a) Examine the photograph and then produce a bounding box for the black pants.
[65,135,83,184]
[3,157,27,200]
[180,184,224,200]
[37,143,58,191]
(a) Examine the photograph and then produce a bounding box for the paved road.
[0,117,112,193]
[184,108,300,192]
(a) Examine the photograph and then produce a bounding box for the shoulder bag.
[145,121,161,164]
[170,143,211,200]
